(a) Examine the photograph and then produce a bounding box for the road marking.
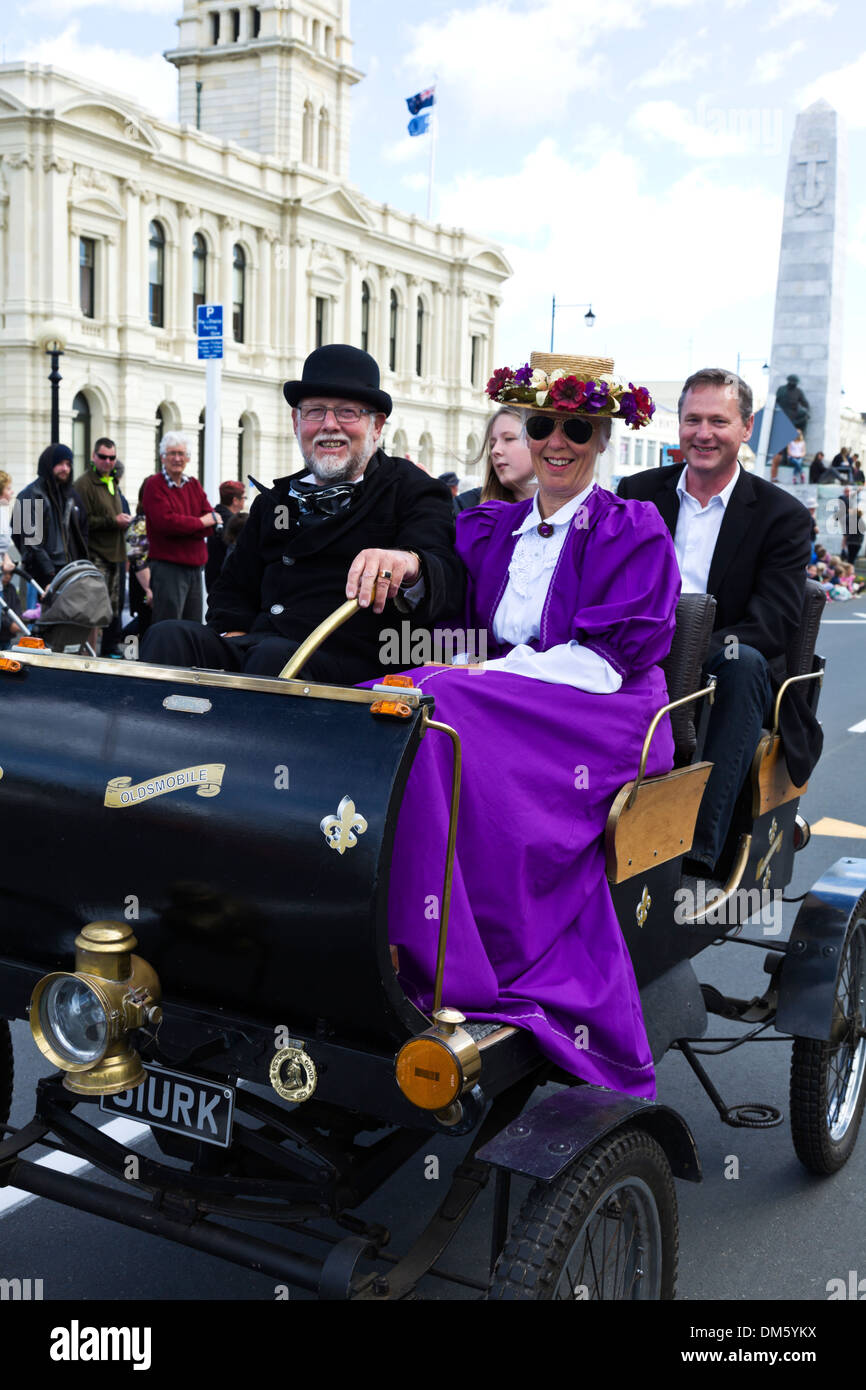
[811,817,866,839]
[849,718,866,733]
[822,620,866,624]
[0,1117,148,1218]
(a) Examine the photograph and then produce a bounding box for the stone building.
[0,0,510,501]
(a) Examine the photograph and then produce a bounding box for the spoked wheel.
[487,1127,677,1300]
[790,910,866,1174]
[0,1020,13,1133]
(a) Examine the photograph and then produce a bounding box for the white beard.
[299,419,377,484]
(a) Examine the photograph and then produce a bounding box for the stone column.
[177,203,195,340]
[758,99,847,467]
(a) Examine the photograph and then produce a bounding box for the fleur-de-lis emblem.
[636,885,652,928]
[320,795,368,855]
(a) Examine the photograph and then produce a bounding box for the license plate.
[100,1064,235,1149]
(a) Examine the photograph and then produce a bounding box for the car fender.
[476,1084,701,1184]
[776,856,866,1041]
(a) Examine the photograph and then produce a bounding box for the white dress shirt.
[454,485,621,693]
[674,463,740,594]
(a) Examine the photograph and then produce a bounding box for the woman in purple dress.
[387,352,681,1098]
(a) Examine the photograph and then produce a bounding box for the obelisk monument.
[758,100,846,468]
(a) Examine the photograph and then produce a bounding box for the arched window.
[230,7,240,41]
[416,299,425,377]
[155,404,166,471]
[392,428,409,461]
[389,290,398,373]
[238,412,256,483]
[198,408,206,483]
[251,7,261,38]
[148,220,165,328]
[72,392,91,474]
[318,107,329,171]
[232,244,245,343]
[210,10,220,43]
[360,281,371,354]
[192,232,207,327]
[419,432,434,470]
[302,100,314,164]
[312,19,320,49]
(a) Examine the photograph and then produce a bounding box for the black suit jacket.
[617,463,821,783]
[207,450,464,683]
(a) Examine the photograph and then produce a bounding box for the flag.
[406,87,435,116]
[407,112,431,137]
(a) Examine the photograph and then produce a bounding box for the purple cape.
[377,487,681,1097]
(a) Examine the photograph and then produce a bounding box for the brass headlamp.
[30,921,161,1095]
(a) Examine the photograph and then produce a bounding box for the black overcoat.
[206,451,465,682]
[617,463,822,784]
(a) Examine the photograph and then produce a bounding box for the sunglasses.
[525,414,594,445]
[95,452,117,462]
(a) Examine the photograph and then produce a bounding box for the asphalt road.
[3,597,866,1308]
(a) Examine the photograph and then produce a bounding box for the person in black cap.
[12,443,89,588]
[141,345,463,683]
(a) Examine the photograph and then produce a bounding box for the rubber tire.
[790,909,866,1175]
[0,1020,13,1134]
[487,1126,678,1301]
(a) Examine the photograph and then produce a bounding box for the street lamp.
[550,296,596,352]
[45,340,64,445]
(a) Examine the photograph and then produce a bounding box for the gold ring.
[379,569,392,581]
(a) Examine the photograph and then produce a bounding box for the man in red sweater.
[142,432,218,624]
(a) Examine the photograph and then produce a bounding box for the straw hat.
[486,350,655,430]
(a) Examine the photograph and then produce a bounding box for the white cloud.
[24,0,176,12]
[750,39,805,84]
[382,135,426,165]
[401,0,641,122]
[764,0,836,26]
[16,22,176,122]
[629,99,782,157]
[433,138,782,374]
[632,31,711,88]
[799,50,866,128]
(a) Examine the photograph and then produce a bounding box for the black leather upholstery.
[659,593,717,765]
[786,579,825,679]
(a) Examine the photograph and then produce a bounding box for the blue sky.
[4,0,865,421]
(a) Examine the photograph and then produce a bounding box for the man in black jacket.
[142,345,463,683]
[12,444,89,588]
[618,367,819,876]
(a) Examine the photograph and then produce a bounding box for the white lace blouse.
[459,484,621,693]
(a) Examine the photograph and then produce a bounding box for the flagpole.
[427,85,437,223]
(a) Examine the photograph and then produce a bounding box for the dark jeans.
[691,643,773,870]
[140,620,351,683]
[149,560,203,625]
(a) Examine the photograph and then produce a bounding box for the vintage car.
[0,582,863,1300]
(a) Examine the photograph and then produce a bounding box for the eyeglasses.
[298,405,375,424]
[525,414,594,445]
[95,452,117,462]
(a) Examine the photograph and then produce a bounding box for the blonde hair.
[470,408,529,503]
[0,470,11,495]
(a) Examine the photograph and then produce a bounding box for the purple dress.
[384,486,681,1097]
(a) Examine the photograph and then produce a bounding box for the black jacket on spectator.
[617,462,821,785]
[205,503,234,591]
[207,450,464,682]
[12,446,88,587]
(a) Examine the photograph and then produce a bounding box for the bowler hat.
[283,345,392,417]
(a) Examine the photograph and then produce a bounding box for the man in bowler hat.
[141,345,463,683]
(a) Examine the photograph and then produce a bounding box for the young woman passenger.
[455,407,536,510]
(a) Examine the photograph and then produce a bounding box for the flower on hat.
[485,360,656,428]
[549,376,587,411]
